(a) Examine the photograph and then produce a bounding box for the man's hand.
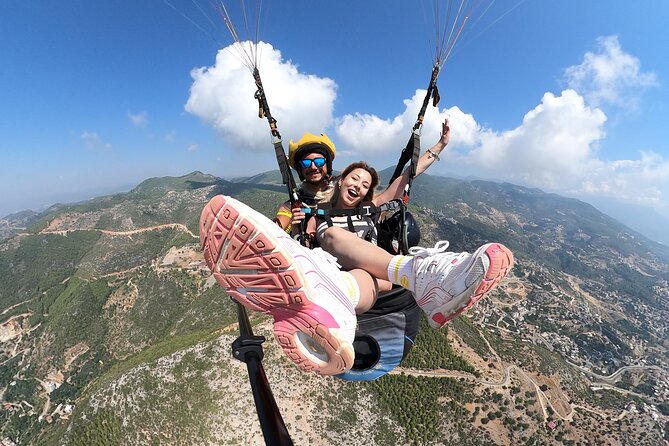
[291,206,306,227]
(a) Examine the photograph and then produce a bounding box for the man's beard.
[304,173,325,185]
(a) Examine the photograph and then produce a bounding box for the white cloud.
[579,152,669,207]
[128,110,149,128]
[441,37,668,214]
[81,131,112,151]
[564,35,658,108]
[331,81,661,213]
[334,90,481,156]
[184,39,668,216]
[187,143,198,152]
[465,89,607,189]
[448,87,669,211]
[335,112,406,154]
[185,42,337,151]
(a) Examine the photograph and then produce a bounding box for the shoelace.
[408,240,451,258]
[409,240,464,294]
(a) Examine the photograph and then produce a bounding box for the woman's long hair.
[329,161,379,207]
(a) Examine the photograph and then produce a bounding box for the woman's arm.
[415,118,450,177]
[372,118,450,205]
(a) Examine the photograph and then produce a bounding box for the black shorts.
[336,286,421,381]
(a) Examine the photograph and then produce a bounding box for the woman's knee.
[320,226,347,249]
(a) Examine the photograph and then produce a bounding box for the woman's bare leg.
[377,279,393,293]
[320,226,514,330]
[319,227,393,280]
[348,269,379,314]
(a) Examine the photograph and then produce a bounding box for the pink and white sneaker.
[409,241,514,328]
[199,195,357,375]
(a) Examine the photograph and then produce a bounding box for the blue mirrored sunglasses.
[299,157,326,169]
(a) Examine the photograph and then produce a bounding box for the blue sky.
[1,1,668,230]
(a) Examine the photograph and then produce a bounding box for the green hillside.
[1,170,668,445]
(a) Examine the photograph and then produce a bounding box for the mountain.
[0,210,39,242]
[230,169,284,185]
[586,196,669,247]
[1,171,668,445]
[0,183,138,222]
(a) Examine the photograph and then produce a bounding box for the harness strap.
[387,65,441,254]
[254,67,309,245]
[273,140,299,206]
[346,215,355,233]
[305,200,403,220]
[316,202,382,244]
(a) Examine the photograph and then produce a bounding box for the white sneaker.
[199,195,357,375]
[409,241,513,328]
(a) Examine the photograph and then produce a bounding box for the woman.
[304,161,394,310]
[297,118,452,313]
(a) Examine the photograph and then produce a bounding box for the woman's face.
[337,168,373,208]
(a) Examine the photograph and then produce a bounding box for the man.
[273,132,336,234]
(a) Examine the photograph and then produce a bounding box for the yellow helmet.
[288,132,336,180]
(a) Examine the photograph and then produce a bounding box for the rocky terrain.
[1,171,668,445]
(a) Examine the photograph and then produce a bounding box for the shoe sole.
[199,195,355,375]
[430,243,514,327]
